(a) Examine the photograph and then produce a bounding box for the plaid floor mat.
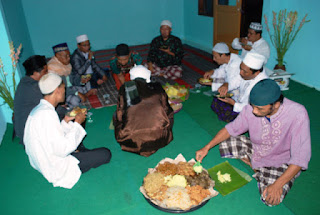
[83,44,218,109]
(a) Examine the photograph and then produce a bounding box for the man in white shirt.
[211,52,268,122]
[203,42,242,92]
[24,73,111,189]
[232,22,270,65]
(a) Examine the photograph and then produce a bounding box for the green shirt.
[109,52,142,75]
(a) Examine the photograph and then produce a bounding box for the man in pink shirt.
[196,79,311,206]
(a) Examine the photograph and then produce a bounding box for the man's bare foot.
[85,89,98,97]
[240,158,252,167]
[78,92,87,102]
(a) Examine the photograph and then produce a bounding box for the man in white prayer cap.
[70,34,108,96]
[203,42,242,92]
[232,22,270,65]
[211,52,268,122]
[24,73,111,189]
[147,20,184,80]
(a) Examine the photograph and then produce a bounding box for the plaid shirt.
[147,35,184,68]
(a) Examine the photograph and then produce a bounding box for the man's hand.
[263,183,283,206]
[196,147,209,162]
[159,48,175,56]
[88,51,94,60]
[204,70,214,79]
[75,112,87,125]
[64,115,75,123]
[239,37,248,45]
[97,79,104,85]
[218,83,229,96]
[218,97,235,105]
[102,75,108,82]
[148,62,155,74]
[242,44,252,51]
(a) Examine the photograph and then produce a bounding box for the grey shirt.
[13,76,42,143]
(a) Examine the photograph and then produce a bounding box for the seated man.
[203,42,242,92]
[48,42,90,108]
[147,20,184,80]
[109,43,142,90]
[113,65,174,157]
[196,79,311,206]
[70,34,108,93]
[232,22,270,65]
[13,55,48,145]
[211,52,268,122]
[24,73,111,189]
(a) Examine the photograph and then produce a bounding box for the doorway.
[213,0,264,51]
[240,0,264,37]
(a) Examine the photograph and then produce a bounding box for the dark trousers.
[72,147,111,173]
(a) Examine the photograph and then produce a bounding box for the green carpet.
[0,81,319,215]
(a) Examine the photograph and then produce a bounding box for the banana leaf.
[208,161,251,196]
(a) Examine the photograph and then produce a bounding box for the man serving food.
[196,79,311,206]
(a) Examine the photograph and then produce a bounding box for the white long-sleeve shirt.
[232,37,270,65]
[232,70,269,112]
[211,53,242,92]
[24,99,86,189]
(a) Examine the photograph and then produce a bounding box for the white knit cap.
[249,22,262,31]
[129,65,151,83]
[243,52,265,70]
[160,20,172,28]
[39,73,62,94]
[212,42,230,54]
[76,34,89,43]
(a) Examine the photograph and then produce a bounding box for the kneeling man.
[24,73,111,189]
[196,79,311,206]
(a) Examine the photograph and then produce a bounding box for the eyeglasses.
[80,43,90,47]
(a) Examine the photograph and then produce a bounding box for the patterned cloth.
[149,63,182,80]
[219,135,299,206]
[211,97,239,122]
[147,35,184,68]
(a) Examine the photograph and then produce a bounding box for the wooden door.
[213,0,242,53]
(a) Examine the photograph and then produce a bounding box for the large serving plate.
[140,154,219,213]
[144,195,210,213]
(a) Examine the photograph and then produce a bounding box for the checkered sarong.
[150,63,182,80]
[219,135,299,206]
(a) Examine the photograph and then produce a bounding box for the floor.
[0,79,319,215]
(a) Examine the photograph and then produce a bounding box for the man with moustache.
[147,20,184,80]
[48,43,89,108]
[70,34,108,93]
[196,79,311,206]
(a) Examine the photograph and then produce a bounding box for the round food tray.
[144,196,210,213]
